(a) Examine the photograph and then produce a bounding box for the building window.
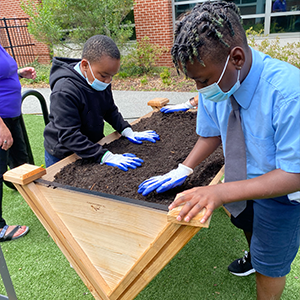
[173,0,300,35]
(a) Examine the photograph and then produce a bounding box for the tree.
[21,0,134,48]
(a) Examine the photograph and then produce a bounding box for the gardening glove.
[121,127,160,144]
[160,100,194,114]
[101,151,144,172]
[138,163,193,196]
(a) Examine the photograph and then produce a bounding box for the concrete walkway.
[21,87,196,123]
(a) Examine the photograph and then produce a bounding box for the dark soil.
[53,111,224,206]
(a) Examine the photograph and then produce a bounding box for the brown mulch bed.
[53,111,224,206]
[111,71,196,92]
[22,69,197,92]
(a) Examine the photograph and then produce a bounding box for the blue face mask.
[197,55,240,103]
[85,61,111,91]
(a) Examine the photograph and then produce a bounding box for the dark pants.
[44,149,61,168]
[0,116,29,228]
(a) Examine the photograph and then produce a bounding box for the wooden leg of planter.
[4,164,111,300]
[110,222,200,300]
[110,165,225,300]
[14,182,111,300]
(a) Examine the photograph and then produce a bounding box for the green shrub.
[246,27,300,68]
[120,36,167,76]
[160,68,171,86]
[140,75,148,85]
[116,71,129,79]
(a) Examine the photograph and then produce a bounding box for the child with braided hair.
[138,1,300,299]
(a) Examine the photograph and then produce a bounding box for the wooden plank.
[14,183,111,300]
[38,185,167,290]
[167,165,225,226]
[42,154,79,182]
[114,225,201,300]
[167,204,210,228]
[209,165,225,186]
[40,186,167,239]
[223,206,231,217]
[110,222,181,299]
[147,97,169,109]
[3,164,46,185]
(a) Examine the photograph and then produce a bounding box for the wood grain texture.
[3,163,46,185]
[147,97,169,109]
[167,165,225,227]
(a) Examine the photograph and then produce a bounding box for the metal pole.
[3,18,16,62]
[0,246,18,300]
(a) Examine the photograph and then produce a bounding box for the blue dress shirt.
[196,48,300,200]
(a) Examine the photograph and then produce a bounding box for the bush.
[116,71,129,79]
[120,36,168,76]
[246,27,300,68]
[140,75,148,85]
[160,68,171,86]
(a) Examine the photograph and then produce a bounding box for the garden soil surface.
[54,111,224,206]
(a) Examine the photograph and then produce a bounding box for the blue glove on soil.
[160,100,194,114]
[101,151,143,171]
[121,127,160,144]
[138,163,193,196]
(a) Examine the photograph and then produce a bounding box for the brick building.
[133,0,174,66]
[0,0,51,66]
[133,0,300,67]
[1,0,299,68]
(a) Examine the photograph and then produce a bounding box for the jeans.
[44,149,61,168]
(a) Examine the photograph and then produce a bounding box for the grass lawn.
[0,114,299,300]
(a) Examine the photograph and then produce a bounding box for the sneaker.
[228,251,255,276]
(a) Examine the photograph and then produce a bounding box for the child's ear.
[81,59,89,72]
[230,47,245,70]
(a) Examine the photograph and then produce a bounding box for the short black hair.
[171,1,248,74]
[82,35,120,62]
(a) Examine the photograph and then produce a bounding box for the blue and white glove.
[101,151,144,171]
[160,100,194,114]
[138,163,193,196]
[121,127,160,144]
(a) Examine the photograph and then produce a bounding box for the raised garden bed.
[4,98,224,300]
[53,110,224,205]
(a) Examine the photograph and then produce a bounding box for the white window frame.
[172,0,300,37]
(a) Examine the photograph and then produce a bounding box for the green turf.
[0,115,299,299]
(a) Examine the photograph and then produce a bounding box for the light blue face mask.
[197,55,240,103]
[85,61,111,91]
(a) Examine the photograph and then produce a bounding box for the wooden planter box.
[4,98,224,300]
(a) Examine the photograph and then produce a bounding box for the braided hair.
[171,1,248,74]
[82,35,120,63]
